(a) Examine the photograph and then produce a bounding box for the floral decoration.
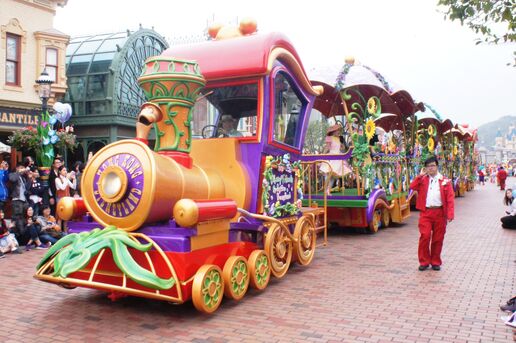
[8,111,77,167]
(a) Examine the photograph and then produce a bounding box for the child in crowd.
[0,210,22,258]
[501,189,516,229]
[478,169,485,186]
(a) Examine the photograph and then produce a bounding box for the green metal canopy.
[65,29,168,119]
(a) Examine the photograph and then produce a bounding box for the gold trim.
[88,249,106,281]
[34,232,184,303]
[267,48,322,96]
[34,275,184,303]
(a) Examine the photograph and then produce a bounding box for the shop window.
[87,74,107,99]
[5,33,21,85]
[273,72,304,147]
[86,100,108,114]
[68,54,91,75]
[67,76,86,101]
[89,52,114,73]
[46,48,58,83]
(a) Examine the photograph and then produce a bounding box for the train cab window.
[272,72,305,147]
[191,83,258,139]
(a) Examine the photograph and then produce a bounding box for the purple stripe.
[366,189,388,223]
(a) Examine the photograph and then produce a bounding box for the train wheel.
[192,265,224,314]
[222,256,249,301]
[380,209,390,228]
[248,250,270,290]
[265,223,292,278]
[293,216,316,266]
[368,209,381,233]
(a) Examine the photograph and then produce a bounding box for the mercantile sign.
[0,107,40,128]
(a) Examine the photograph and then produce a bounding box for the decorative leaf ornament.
[37,226,175,290]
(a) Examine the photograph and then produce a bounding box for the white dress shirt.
[425,173,443,207]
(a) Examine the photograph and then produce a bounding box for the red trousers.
[418,208,447,266]
[500,179,506,190]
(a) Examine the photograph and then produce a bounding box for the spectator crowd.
[0,155,84,259]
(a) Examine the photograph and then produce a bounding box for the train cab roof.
[162,32,321,96]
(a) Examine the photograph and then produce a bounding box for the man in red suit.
[410,156,455,271]
[497,167,508,191]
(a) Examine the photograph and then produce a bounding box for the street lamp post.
[35,69,54,203]
[36,68,53,113]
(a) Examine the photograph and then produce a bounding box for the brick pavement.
[1,179,515,342]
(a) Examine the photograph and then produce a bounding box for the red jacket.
[410,174,455,221]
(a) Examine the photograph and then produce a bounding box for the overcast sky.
[54,0,516,128]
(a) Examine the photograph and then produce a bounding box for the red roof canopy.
[162,32,307,82]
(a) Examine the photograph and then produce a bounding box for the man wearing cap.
[219,115,243,137]
[410,156,455,271]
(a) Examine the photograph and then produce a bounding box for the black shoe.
[432,265,441,271]
[501,297,516,312]
[418,265,429,271]
[0,252,5,259]
[11,249,22,254]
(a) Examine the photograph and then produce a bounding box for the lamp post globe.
[36,68,53,113]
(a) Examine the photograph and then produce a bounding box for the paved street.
[1,179,515,342]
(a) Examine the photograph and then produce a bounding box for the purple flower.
[41,121,48,128]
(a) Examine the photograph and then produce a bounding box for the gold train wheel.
[380,208,390,228]
[293,216,316,266]
[368,209,381,233]
[192,265,224,314]
[222,256,249,301]
[265,223,292,278]
[248,250,270,290]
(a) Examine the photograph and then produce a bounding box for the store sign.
[0,107,40,128]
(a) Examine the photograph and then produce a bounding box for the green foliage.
[438,0,516,66]
[8,111,77,167]
[37,226,175,290]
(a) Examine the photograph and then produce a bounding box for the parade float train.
[34,23,327,314]
[34,22,478,311]
[301,60,478,233]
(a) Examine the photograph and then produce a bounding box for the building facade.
[494,125,516,163]
[0,0,69,144]
[64,28,168,163]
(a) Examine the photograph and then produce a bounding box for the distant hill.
[477,115,516,148]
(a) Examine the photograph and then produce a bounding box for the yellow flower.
[365,118,376,141]
[367,97,378,115]
[453,146,458,156]
[428,137,435,151]
[428,124,435,137]
[265,156,273,168]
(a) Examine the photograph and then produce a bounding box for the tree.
[438,0,516,66]
[303,120,329,154]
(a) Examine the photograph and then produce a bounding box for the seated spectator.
[501,189,516,229]
[24,206,55,250]
[37,205,65,240]
[0,210,22,258]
